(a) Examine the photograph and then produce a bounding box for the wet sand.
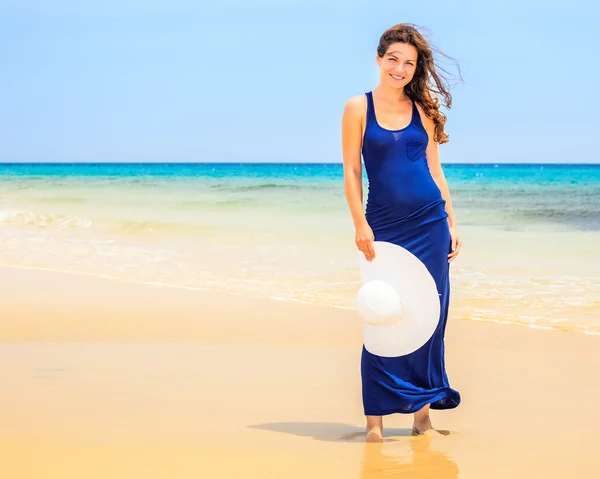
[1,265,599,478]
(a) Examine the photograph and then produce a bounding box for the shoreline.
[1,262,598,338]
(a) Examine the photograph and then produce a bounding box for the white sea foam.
[1,164,600,335]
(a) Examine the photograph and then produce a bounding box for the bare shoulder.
[343,94,367,117]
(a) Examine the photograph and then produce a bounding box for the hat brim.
[358,241,440,357]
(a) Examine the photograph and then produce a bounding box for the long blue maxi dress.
[360,91,461,416]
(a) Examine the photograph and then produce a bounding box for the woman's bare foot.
[365,425,383,442]
[412,424,443,437]
[365,416,383,442]
[412,405,442,436]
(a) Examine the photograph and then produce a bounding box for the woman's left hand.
[448,226,462,263]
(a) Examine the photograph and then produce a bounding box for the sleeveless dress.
[360,91,461,416]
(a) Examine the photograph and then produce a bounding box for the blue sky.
[1,0,598,163]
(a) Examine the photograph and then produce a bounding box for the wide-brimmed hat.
[356,241,440,357]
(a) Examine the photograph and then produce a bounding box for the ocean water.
[1,162,599,335]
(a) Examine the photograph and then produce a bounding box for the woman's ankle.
[366,415,383,430]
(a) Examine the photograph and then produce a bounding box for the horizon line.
[1,162,599,166]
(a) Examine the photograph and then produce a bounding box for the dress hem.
[363,388,460,416]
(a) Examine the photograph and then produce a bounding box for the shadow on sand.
[248,421,451,442]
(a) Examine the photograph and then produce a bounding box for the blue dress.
[360,91,461,416]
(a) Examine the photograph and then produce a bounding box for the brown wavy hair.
[377,23,462,144]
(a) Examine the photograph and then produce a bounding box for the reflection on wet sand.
[360,435,458,478]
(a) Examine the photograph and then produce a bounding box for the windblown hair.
[377,24,462,144]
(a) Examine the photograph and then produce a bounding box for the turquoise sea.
[1,163,599,334]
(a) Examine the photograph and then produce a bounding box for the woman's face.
[376,42,418,89]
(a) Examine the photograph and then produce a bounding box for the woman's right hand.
[356,223,376,262]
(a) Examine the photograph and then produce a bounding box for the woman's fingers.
[360,244,374,262]
[357,239,376,262]
[366,241,376,261]
[447,242,462,262]
[355,224,376,261]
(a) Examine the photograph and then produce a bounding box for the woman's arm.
[341,95,367,228]
[342,95,375,261]
[431,173,457,229]
[416,104,456,226]
[416,103,462,261]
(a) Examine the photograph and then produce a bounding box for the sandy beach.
[1,265,599,478]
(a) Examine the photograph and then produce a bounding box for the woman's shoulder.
[343,94,368,120]
[345,93,367,109]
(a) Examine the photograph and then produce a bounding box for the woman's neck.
[374,84,409,102]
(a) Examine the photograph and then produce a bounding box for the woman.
[341,23,463,441]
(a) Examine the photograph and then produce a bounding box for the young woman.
[342,23,463,441]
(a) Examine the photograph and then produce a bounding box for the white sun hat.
[356,241,441,357]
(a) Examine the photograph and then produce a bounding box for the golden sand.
[1,266,599,478]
